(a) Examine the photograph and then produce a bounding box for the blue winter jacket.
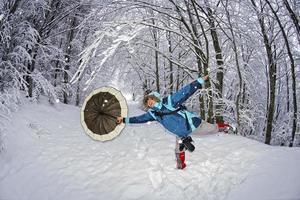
[124,78,205,137]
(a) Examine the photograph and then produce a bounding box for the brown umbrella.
[81,86,128,141]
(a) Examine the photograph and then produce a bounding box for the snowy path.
[1,101,300,200]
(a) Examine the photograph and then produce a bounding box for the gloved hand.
[116,116,124,124]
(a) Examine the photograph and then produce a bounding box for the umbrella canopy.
[81,87,128,141]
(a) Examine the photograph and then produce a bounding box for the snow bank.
[0,100,299,200]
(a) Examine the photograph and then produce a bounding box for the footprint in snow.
[28,122,50,137]
[146,158,165,190]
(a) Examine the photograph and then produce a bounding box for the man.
[117,75,220,169]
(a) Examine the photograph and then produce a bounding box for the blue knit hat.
[148,91,161,99]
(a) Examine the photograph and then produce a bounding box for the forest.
[0,0,299,147]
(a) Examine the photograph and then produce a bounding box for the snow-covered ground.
[0,99,300,200]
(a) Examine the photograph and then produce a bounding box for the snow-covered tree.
[1,0,299,147]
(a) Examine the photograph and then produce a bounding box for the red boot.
[176,151,186,169]
[217,122,230,133]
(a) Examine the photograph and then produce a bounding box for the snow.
[0,99,300,200]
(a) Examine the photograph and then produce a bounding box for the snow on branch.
[70,22,145,91]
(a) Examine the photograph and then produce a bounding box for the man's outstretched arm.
[117,112,155,124]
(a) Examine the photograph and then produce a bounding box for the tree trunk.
[176,51,183,92]
[166,26,174,94]
[285,62,290,112]
[54,38,63,88]
[206,4,224,123]
[150,17,160,93]
[26,46,39,98]
[223,0,243,132]
[283,0,300,45]
[265,57,277,145]
[251,0,277,144]
[63,16,77,104]
[265,0,298,146]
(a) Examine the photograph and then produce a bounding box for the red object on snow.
[176,151,186,169]
[217,122,231,132]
